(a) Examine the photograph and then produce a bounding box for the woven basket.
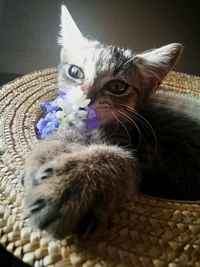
[0,68,200,267]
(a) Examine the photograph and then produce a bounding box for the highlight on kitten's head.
[57,5,183,124]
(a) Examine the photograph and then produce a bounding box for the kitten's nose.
[82,84,96,104]
[81,84,88,94]
[81,84,94,104]
[85,78,103,105]
[87,89,97,105]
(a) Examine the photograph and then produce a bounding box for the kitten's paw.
[23,145,138,239]
[22,137,85,189]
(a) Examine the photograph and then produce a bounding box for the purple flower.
[39,92,66,114]
[86,107,98,129]
[58,89,66,96]
[39,101,59,114]
[36,90,98,139]
[36,112,59,138]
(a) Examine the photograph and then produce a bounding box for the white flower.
[77,110,87,119]
[56,86,91,129]
[67,114,75,121]
[67,86,91,109]
[56,110,65,119]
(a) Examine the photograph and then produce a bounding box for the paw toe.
[25,198,46,215]
[36,167,54,181]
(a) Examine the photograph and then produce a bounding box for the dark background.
[0,1,199,265]
[0,0,199,86]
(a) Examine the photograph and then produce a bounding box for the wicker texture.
[0,68,200,267]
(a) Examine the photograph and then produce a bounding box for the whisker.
[121,105,155,133]
[108,111,120,137]
[117,104,158,149]
[121,56,136,69]
[112,111,132,146]
[132,110,158,149]
[118,104,151,130]
[117,110,142,149]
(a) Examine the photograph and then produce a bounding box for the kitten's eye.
[105,80,127,95]
[68,65,84,80]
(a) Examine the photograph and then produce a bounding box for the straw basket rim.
[0,67,200,267]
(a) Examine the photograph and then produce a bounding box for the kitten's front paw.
[23,145,138,239]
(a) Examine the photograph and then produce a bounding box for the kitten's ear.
[136,43,183,90]
[58,5,86,62]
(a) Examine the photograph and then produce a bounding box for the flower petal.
[86,107,98,129]
[56,110,65,119]
[80,99,91,108]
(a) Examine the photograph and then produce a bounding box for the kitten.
[22,5,200,239]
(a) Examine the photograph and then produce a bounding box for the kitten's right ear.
[135,43,183,91]
[58,5,86,62]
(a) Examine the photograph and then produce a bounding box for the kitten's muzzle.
[87,89,97,105]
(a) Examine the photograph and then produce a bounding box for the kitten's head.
[58,5,183,125]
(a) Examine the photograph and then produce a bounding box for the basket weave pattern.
[0,68,200,267]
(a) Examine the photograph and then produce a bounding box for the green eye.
[105,80,128,95]
[68,65,84,80]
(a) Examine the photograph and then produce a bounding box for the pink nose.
[81,84,89,94]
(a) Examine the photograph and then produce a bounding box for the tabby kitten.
[22,5,200,239]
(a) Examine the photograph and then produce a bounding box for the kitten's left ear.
[58,5,86,62]
[136,43,183,90]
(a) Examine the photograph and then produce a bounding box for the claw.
[26,199,46,215]
[20,171,25,186]
[36,167,54,180]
